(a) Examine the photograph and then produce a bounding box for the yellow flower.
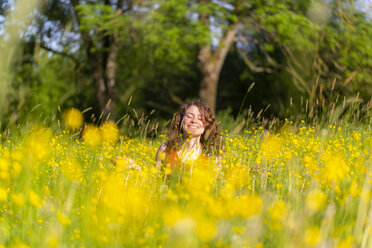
[304,226,322,246]
[0,170,9,179]
[11,162,22,178]
[336,235,354,248]
[0,158,9,171]
[306,189,326,212]
[28,190,41,208]
[0,187,8,201]
[0,158,9,177]
[64,108,84,129]
[57,211,71,225]
[100,121,120,143]
[268,200,288,222]
[113,157,136,173]
[195,218,216,242]
[13,242,30,248]
[231,195,262,218]
[60,158,82,183]
[321,152,349,183]
[158,151,165,161]
[23,127,53,161]
[48,236,59,248]
[352,130,360,142]
[12,193,25,207]
[261,135,282,161]
[82,124,101,146]
[163,206,185,227]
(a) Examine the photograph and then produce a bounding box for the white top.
[176,145,201,164]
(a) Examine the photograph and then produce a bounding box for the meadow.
[0,108,371,248]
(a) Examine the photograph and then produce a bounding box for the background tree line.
[0,0,371,129]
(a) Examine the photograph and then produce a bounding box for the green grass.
[0,117,370,247]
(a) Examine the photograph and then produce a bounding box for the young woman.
[155,101,222,173]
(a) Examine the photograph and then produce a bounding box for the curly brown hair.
[166,101,222,155]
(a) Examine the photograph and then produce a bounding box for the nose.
[190,116,198,123]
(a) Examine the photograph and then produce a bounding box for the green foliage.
[259,3,319,50]
[139,0,209,67]
[8,50,88,125]
[1,0,372,126]
[75,4,125,34]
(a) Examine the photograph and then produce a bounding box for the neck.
[184,136,201,151]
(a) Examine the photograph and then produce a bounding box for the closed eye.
[185,112,202,120]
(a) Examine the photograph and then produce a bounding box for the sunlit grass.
[0,110,371,247]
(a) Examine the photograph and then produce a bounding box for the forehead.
[185,105,201,115]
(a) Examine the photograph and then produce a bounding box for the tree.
[191,0,316,112]
[17,0,154,119]
[2,0,371,124]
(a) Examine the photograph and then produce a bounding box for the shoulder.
[156,142,168,160]
[157,142,168,153]
[155,142,169,166]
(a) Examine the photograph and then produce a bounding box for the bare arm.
[155,142,167,168]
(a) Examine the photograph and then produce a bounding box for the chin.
[185,129,204,137]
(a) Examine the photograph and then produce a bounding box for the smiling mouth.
[188,125,199,129]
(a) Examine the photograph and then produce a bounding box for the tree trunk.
[105,35,119,118]
[89,50,108,115]
[71,0,124,120]
[198,23,239,112]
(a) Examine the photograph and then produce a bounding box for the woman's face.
[182,105,205,137]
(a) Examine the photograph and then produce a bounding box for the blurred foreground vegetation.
[0,110,371,247]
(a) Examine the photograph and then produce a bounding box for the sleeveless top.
[164,148,208,173]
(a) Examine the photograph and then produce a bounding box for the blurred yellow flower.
[11,161,22,178]
[60,158,82,183]
[268,200,288,222]
[28,190,41,208]
[163,206,185,227]
[336,235,354,248]
[100,121,120,143]
[57,211,71,225]
[231,195,262,218]
[113,157,137,173]
[0,158,9,171]
[0,157,10,178]
[13,242,30,248]
[352,130,360,142]
[261,135,282,161]
[64,108,84,129]
[48,236,59,248]
[82,124,101,146]
[321,152,349,183]
[100,174,150,222]
[304,226,322,246]
[158,151,165,161]
[0,170,9,179]
[195,218,216,242]
[24,127,53,161]
[12,193,25,207]
[306,189,326,212]
[0,187,8,201]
